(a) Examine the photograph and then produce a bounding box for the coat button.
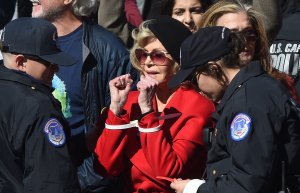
[31,86,36,90]
[212,170,216,175]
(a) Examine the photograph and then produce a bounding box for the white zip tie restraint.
[105,120,138,130]
[105,120,161,133]
[138,125,161,133]
[104,112,181,132]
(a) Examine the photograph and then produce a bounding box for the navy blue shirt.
[52,25,85,136]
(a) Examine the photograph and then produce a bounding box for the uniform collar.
[0,64,54,93]
[212,61,265,121]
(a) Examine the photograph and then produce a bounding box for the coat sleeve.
[138,100,214,178]
[283,100,300,192]
[124,0,143,27]
[94,109,131,177]
[22,107,80,193]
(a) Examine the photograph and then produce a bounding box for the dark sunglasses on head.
[23,54,54,67]
[135,48,170,65]
[241,29,258,42]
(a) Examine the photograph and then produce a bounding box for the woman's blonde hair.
[130,20,179,74]
[199,0,272,73]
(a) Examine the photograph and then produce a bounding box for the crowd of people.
[0,0,300,193]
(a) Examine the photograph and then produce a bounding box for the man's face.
[31,0,66,22]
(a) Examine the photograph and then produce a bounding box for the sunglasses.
[135,48,170,65]
[242,29,258,42]
[23,54,55,67]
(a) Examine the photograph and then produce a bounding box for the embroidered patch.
[230,113,251,141]
[44,118,66,147]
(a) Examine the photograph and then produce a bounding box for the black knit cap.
[148,16,192,64]
[168,26,231,88]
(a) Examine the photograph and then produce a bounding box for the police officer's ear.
[15,55,27,72]
[207,61,228,87]
[207,61,221,72]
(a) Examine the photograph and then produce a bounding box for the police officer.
[0,18,80,193]
[270,0,300,96]
[168,26,300,193]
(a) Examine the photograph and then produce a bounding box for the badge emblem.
[44,118,66,147]
[230,113,251,141]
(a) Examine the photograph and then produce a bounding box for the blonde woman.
[94,17,215,193]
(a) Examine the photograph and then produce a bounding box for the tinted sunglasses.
[135,48,170,65]
[242,29,258,42]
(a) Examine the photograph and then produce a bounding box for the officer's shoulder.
[245,75,289,107]
[1,84,46,120]
[19,85,54,112]
[247,74,283,94]
[8,82,41,103]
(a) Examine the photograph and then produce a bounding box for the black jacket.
[0,64,80,193]
[198,61,300,193]
[81,21,138,132]
[270,12,300,97]
[0,0,16,29]
[76,21,138,193]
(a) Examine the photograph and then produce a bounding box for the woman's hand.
[137,75,158,114]
[109,74,132,116]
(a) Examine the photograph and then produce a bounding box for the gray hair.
[72,0,99,17]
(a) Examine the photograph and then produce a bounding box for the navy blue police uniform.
[0,17,81,193]
[0,63,80,193]
[270,11,300,96]
[198,61,300,193]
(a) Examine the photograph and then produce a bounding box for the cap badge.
[230,113,251,141]
[44,118,66,147]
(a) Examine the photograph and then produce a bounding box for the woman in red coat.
[94,17,215,193]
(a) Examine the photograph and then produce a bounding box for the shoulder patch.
[44,118,66,147]
[230,113,251,141]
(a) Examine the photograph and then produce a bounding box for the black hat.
[168,26,231,88]
[148,16,192,64]
[0,17,75,66]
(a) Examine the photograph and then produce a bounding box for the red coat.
[94,87,215,193]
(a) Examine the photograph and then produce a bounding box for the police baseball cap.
[0,17,75,66]
[168,26,231,88]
